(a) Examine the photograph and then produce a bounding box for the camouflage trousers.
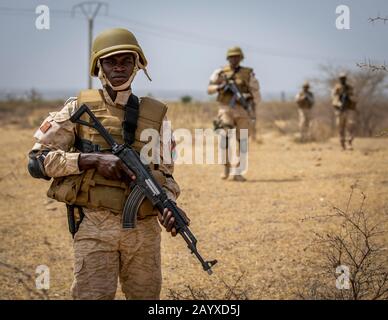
[217,106,250,137]
[71,208,162,300]
[298,108,312,142]
[217,105,250,176]
[335,109,357,147]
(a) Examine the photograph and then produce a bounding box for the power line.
[101,14,354,63]
[0,5,358,63]
[0,6,70,14]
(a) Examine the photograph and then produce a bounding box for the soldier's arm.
[207,68,224,95]
[331,85,340,100]
[248,71,261,108]
[28,98,82,179]
[157,115,181,202]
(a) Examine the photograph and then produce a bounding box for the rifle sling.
[122,94,140,146]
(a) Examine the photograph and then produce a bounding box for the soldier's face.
[228,55,242,69]
[340,77,347,84]
[101,53,135,87]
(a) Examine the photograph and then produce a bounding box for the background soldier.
[295,81,315,142]
[331,73,357,150]
[27,28,187,300]
[207,46,261,181]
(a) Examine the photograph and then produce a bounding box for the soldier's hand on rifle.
[79,153,136,182]
[217,80,227,92]
[158,207,190,237]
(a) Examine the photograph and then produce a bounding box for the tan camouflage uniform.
[208,64,261,180]
[295,85,314,142]
[208,67,261,137]
[30,97,179,300]
[331,80,357,149]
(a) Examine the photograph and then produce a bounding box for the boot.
[348,139,354,151]
[220,165,230,180]
[230,175,246,182]
[341,140,346,150]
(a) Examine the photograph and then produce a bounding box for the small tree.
[180,95,193,104]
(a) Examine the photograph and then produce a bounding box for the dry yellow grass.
[0,101,387,299]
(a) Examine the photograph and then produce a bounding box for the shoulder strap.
[238,67,253,78]
[78,89,103,107]
[138,97,168,131]
[122,94,140,146]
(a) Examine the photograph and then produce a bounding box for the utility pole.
[72,1,108,89]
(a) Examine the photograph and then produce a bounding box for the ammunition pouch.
[46,89,168,221]
[47,166,167,219]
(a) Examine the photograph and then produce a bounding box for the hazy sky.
[0,0,387,98]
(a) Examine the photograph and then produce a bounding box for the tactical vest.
[217,66,252,106]
[296,91,314,109]
[333,84,356,110]
[47,89,168,217]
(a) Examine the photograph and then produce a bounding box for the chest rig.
[217,66,252,106]
[47,89,168,217]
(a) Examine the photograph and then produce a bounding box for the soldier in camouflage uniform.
[27,28,187,300]
[331,73,357,150]
[207,46,261,181]
[295,81,315,142]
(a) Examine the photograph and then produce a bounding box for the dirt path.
[0,126,387,299]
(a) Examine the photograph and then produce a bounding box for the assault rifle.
[221,74,253,113]
[70,104,217,275]
[339,93,350,112]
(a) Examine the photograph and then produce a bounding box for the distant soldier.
[331,73,357,150]
[207,46,261,181]
[295,81,314,142]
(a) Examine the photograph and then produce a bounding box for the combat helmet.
[339,72,347,80]
[302,81,310,88]
[226,46,244,59]
[90,28,148,77]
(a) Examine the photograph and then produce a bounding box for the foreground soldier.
[207,46,261,181]
[331,73,357,150]
[27,28,186,299]
[295,82,315,142]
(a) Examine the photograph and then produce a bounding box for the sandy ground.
[0,125,387,300]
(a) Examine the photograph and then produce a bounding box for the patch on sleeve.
[40,121,52,133]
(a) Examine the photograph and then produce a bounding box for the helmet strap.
[97,58,139,106]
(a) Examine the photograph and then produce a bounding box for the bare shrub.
[0,261,49,300]
[167,272,252,300]
[299,187,388,300]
